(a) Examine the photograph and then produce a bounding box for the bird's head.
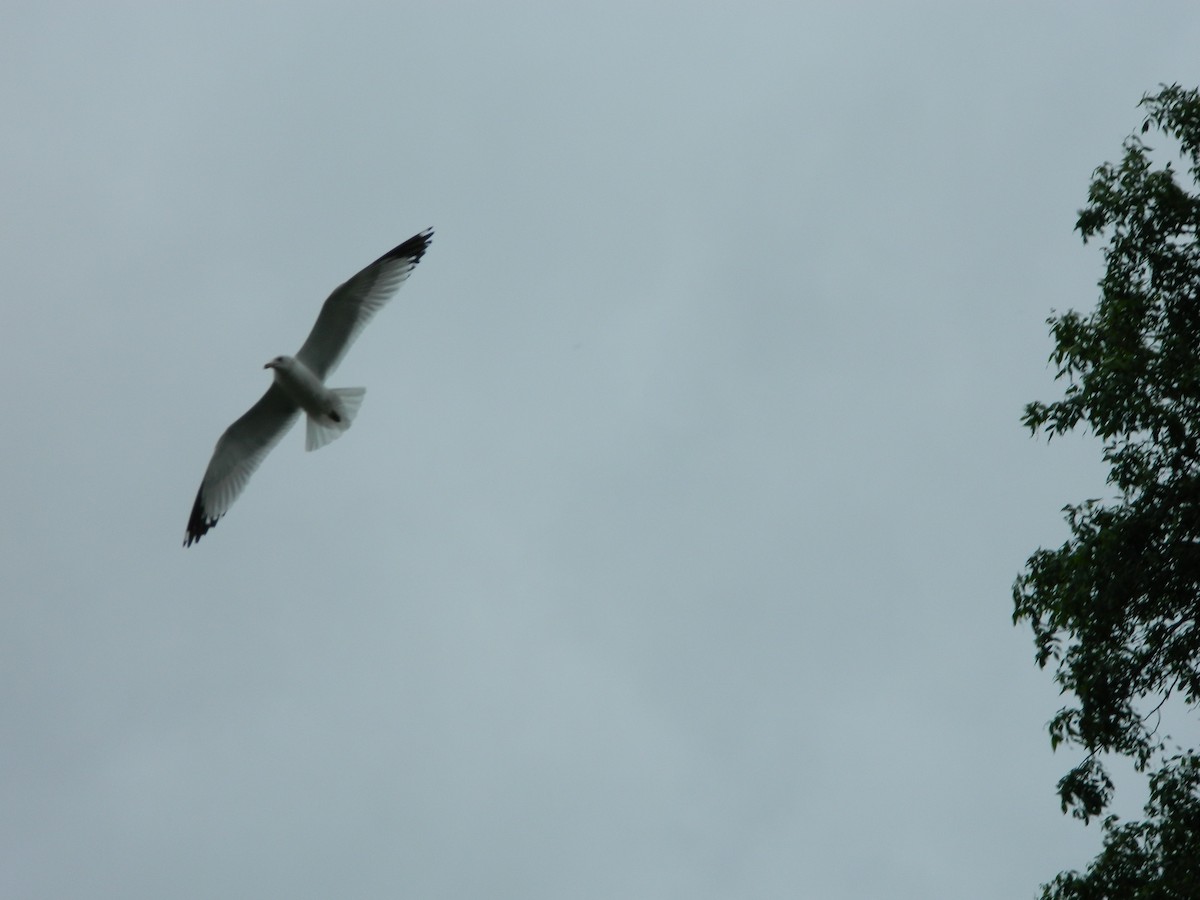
[264,355,292,371]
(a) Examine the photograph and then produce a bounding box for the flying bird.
[184,228,433,547]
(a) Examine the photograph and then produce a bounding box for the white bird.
[184,229,433,547]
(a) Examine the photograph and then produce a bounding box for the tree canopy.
[1017,84,1200,898]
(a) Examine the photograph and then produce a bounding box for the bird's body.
[184,229,432,547]
[265,354,367,451]
[268,354,335,419]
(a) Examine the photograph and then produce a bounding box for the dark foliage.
[1017,85,1200,898]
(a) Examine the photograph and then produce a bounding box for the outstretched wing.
[184,384,301,546]
[295,229,433,381]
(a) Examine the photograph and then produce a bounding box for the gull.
[184,228,433,547]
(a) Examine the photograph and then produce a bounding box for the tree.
[1016,84,1200,898]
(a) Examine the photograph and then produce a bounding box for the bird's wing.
[184,383,301,546]
[295,228,433,381]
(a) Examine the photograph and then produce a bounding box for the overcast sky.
[3,3,1199,898]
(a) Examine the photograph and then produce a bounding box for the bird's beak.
[263,360,274,370]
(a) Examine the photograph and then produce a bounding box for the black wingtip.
[377,228,433,267]
[183,487,219,548]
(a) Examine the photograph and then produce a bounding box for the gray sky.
[3,3,1198,897]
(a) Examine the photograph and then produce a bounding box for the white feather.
[305,387,366,452]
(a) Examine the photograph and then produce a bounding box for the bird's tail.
[306,387,366,451]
